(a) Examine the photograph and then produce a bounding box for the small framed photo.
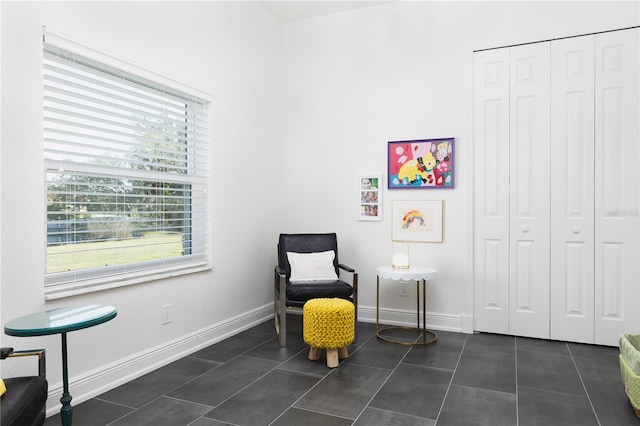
[392,199,443,242]
[358,175,382,221]
[388,138,454,189]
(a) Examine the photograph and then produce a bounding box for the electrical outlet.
[161,304,171,325]
[400,281,409,297]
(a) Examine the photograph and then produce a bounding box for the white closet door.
[594,28,640,346]
[509,43,551,339]
[473,48,510,334]
[550,35,596,343]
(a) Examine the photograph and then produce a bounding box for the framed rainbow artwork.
[391,199,443,242]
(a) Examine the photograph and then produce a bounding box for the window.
[43,28,211,298]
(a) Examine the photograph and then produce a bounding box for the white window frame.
[43,27,211,299]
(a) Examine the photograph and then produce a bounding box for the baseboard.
[357,305,466,333]
[460,313,474,334]
[45,303,273,416]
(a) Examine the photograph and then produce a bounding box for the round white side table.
[376,265,438,345]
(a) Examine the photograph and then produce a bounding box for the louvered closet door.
[594,28,640,346]
[550,35,596,344]
[473,48,510,334]
[508,43,551,339]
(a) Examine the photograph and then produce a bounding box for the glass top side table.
[5,305,117,426]
[376,266,437,346]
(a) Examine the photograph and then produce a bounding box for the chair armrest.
[274,265,287,302]
[0,348,46,378]
[338,264,358,297]
[338,264,358,322]
[1,347,14,359]
[338,264,356,273]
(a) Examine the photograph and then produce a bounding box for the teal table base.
[60,332,72,426]
[4,305,117,426]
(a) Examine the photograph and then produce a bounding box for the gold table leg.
[376,277,438,346]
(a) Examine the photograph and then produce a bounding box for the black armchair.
[1,347,48,426]
[274,233,358,347]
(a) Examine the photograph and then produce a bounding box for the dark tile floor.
[44,315,637,426]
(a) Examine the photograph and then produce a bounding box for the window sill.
[44,263,212,300]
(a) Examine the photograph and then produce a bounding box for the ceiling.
[259,1,392,23]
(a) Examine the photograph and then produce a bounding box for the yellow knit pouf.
[303,298,355,368]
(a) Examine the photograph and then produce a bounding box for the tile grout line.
[191,335,306,425]
[567,343,603,426]
[186,334,307,425]
[349,334,415,425]
[433,333,469,424]
[100,356,226,425]
[514,337,519,426]
[270,326,379,426]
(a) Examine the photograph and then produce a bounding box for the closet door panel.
[594,28,640,346]
[473,48,510,334]
[550,35,595,343]
[509,43,551,338]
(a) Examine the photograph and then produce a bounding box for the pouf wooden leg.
[308,346,321,361]
[338,346,349,359]
[326,348,339,368]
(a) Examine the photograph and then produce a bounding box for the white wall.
[0,0,638,416]
[281,1,640,332]
[0,1,285,413]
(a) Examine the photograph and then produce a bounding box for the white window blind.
[43,28,211,297]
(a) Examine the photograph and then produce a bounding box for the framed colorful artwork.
[358,175,382,221]
[391,199,443,242]
[388,138,454,189]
